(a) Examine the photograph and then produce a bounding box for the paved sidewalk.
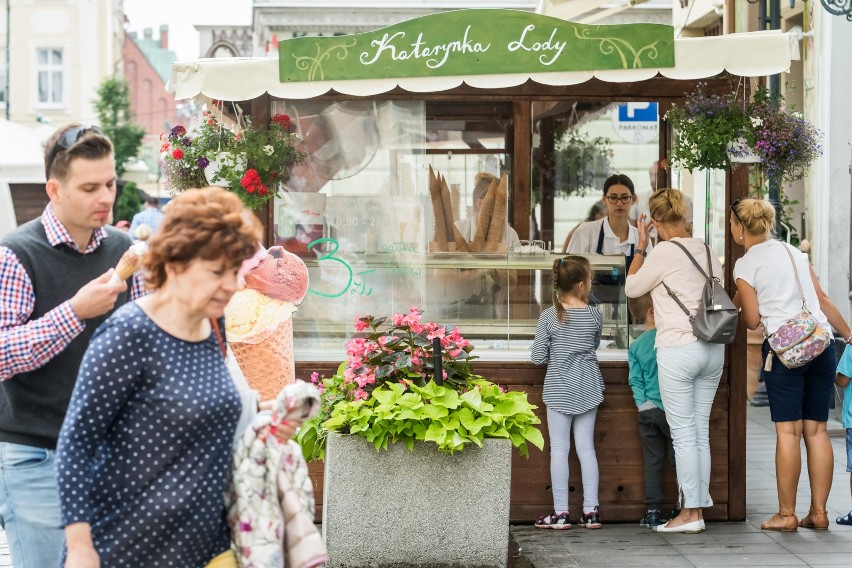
[512,405,852,567]
[1,407,848,567]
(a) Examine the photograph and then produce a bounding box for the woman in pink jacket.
[625,188,725,534]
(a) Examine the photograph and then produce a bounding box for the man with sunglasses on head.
[0,124,142,567]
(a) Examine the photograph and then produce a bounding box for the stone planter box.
[322,432,512,568]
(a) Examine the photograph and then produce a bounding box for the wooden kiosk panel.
[298,361,733,523]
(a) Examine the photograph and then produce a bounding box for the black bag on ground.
[661,241,738,344]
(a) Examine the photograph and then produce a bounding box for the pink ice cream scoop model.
[243,246,310,304]
[226,245,310,401]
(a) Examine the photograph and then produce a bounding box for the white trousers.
[547,406,599,513]
[656,340,724,509]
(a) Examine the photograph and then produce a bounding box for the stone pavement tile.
[659,531,774,545]
[795,552,852,565]
[671,542,791,555]
[699,522,762,533]
[567,552,695,567]
[683,553,806,567]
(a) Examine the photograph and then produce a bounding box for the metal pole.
[767,0,783,229]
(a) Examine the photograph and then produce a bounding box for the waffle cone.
[229,317,295,401]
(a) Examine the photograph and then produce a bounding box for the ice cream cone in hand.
[111,242,146,283]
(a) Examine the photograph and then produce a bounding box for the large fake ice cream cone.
[225,288,297,401]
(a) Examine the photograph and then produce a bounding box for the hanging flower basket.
[666,83,822,181]
[160,108,306,210]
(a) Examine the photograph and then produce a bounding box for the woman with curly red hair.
[56,187,262,567]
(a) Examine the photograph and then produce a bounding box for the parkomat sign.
[279,9,675,83]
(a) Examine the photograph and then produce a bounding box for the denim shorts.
[846,429,852,473]
[761,340,836,422]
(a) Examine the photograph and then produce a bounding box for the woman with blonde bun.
[731,198,852,532]
[625,188,725,534]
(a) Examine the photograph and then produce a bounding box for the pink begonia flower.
[348,356,363,369]
[310,372,320,383]
[427,326,446,341]
[411,353,422,366]
[354,388,368,401]
[442,370,448,380]
[345,338,367,358]
[354,318,370,331]
[355,372,376,388]
[449,348,462,358]
[392,312,405,326]
[499,385,508,393]
[343,367,357,383]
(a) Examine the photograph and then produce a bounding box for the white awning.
[168,30,799,101]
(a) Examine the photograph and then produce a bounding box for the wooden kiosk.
[169,11,798,522]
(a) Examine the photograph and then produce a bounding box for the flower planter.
[322,432,512,568]
[205,151,246,186]
[726,137,761,164]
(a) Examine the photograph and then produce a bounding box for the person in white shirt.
[730,198,852,533]
[566,174,649,270]
[625,188,725,535]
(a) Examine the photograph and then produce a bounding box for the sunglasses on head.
[729,198,744,226]
[45,125,103,178]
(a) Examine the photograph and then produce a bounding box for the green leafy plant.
[553,129,614,198]
[114,181,142,223]
[296,308,544,460]
[94,77,145,178]
[532,127,613,205]
[666,82,752,172]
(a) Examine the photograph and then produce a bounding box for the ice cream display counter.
[291,251,632,363]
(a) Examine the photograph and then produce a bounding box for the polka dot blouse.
[57,302,241,567]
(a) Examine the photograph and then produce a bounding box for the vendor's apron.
[593,223,632,328]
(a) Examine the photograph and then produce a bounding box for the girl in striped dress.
[532,256,604,530]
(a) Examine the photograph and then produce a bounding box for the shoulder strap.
[661,281,693,321]
[780,242,808,310]
[210,318,227,359]
[660,240,716,322]
[596,220,605,254]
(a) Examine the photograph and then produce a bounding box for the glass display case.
[271,97,631,361]
[291,250,630,361]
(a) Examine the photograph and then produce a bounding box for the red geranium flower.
[272,114,291,129]
[172,149,184,160]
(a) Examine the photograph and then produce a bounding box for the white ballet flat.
[654,519,704,533]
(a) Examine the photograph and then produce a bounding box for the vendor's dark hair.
[552,256,592,323]
[603,174,635,196]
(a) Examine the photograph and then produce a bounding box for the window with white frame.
[36,48,63,105]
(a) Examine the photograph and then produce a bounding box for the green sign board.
[279,9,675,83]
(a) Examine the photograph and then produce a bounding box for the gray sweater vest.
[0,218,131,449]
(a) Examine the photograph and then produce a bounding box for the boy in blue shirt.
[628,293,675,528]
[836,345,852,526]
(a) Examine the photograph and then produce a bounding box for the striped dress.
[531,306,604,415]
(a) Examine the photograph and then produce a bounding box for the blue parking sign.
[612,102,659,143]
[618,102,658,122]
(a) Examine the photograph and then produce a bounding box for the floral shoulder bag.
[764,244,831,371]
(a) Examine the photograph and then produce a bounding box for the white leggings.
[547,406,600,512]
